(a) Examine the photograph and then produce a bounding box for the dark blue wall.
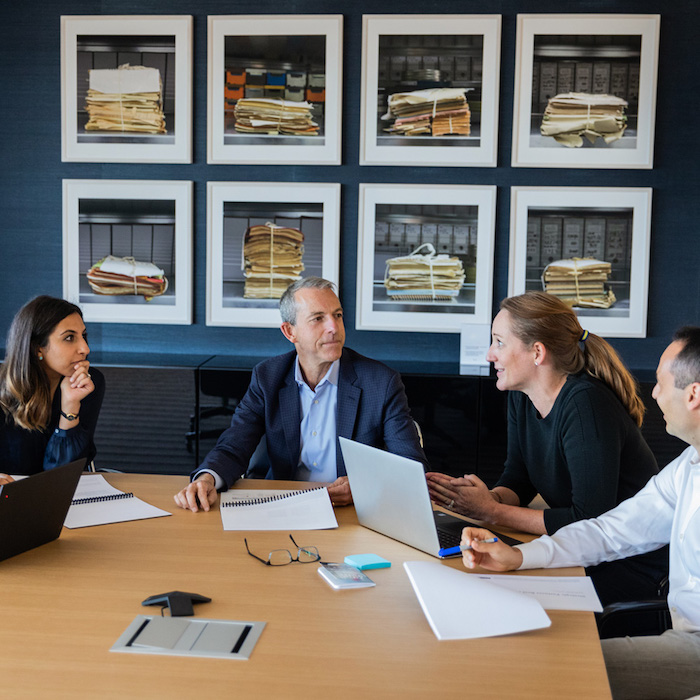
[1,0,698,372]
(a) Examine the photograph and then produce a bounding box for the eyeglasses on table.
[244,534,324,566]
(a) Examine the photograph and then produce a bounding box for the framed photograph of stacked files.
[62,180,193,325]
[207,16,343,165]
[508,187,653,338]
[360,15,501,167]
[60,15,193,163]
[206,182,341,327]
[356,184,496,333]
[512,14,660,169]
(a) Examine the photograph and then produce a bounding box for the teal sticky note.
[344,553,391,571]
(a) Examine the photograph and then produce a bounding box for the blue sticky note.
[344,553,391,571]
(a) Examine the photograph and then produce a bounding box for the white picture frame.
[61,15,193,163]
[512,14,660,169]
[63,179,193,325]
[360,14,501,167]
[356,184,496,333]
[207,15,343,165]
[207,181,341,327]
[508,186,653,338]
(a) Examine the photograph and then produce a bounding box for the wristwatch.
[60,410,80,421]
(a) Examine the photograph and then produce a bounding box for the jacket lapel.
[336,352,361,476]
[280,366,301,475]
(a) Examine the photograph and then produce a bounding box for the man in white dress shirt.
[458,326,700,700]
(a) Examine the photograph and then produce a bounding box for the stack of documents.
[233,98,318,135]
[383,88,471,137]
[243,223,305,299]
[85,65,166,134]
[542,257,616,309]
[384,243,465,301]
[540,92,628,147]
[86,255,168,301]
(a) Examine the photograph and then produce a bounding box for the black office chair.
[185,370,252,453]
[597,576,671,639]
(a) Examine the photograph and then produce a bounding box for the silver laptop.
[339,438,520,558]
[0,459,86,562]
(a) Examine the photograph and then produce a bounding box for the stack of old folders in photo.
[86,255,168,302]
[242,223,305,299]
[219,488,337,531]
[540,92,628,148]
[63,474,171,529]
[542,257,616,309]
[382,87,471,137]
[384,243,465,303]
[84,65,166,134]
[233,98,318,136]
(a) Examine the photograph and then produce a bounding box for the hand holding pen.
[459,526,524,572]
[439,538,498,557]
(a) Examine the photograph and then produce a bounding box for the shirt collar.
[294,356,340,390]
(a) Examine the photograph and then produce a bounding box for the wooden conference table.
[0,474,611,699]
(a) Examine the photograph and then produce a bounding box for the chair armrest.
[598,599,671,639]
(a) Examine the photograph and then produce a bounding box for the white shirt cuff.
[515,540,551,570]
[193,468,224,491]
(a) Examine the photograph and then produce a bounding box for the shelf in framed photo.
[206,181,340,328]
[509,186,652,338]
[512,14,659,169]
[357,184,496,333]
[360,15,501,167]
[207,15,342,165]
[61,15,192,163]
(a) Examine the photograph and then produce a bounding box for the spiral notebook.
[63,474,171,529]
[219,487,338,531]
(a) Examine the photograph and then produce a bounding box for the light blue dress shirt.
[294,357,339,483]
[197,357,340,490]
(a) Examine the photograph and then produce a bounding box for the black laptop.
[0,459,86,562]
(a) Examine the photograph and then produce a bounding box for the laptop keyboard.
[437,527,462,549]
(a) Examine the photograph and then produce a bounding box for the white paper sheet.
[64,474,171,529]
[220,488,338,531]
[89,67,161,94]
[404,561,551,640]
[475,573,603,612]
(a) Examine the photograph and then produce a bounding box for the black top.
[0,367,105,475]
[496,371,659,534]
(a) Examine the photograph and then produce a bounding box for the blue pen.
[438,537,498,557]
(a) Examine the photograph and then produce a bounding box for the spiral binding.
[222,487,322,508]
[71,492,135,506]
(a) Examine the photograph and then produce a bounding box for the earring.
[534,361,539,366]
[38,354,43,361]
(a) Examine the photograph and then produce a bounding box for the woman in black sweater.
[427,291,667,605]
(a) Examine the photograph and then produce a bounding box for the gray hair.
[279,277,338,325]
[671,326,700,389]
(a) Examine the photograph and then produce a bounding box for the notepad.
[219,488,338,531]
[63,474,171,529]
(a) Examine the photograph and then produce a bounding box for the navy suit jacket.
[196,347,428,488]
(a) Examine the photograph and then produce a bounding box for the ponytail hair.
[500,292,645,427]
[0,295,83,431]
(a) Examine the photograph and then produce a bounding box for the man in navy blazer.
[174,277,427,512]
